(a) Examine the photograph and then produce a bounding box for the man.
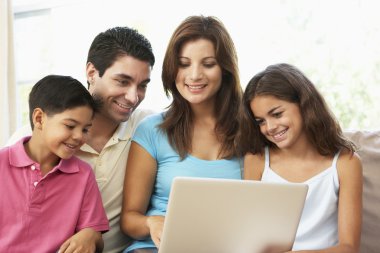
[7,27,155,253]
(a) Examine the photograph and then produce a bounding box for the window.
[14,8,52,125]
[13,0,380,130]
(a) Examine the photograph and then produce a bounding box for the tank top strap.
[264,146,270,168]
[331,150,341,168]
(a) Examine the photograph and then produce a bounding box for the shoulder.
[336,150,363,183]
[5,125,32,147]
[0,145,10,157]
[243,152,265,180]
[130,108,156,122]
[135,111,165,130]
[69,156,94,174]
[337,149,362,169]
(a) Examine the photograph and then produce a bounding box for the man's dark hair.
[87,27,155,78]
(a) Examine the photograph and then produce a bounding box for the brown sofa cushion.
[344,130,380,253]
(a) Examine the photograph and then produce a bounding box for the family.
[0,15,362,253]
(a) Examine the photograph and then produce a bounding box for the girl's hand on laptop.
[146,215,165,248]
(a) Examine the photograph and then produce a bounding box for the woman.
[121,15,243,252]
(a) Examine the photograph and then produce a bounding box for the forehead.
[179,38,215,56]
[105,54,151,79]
[250,95,296,115]
[48,106,94,121]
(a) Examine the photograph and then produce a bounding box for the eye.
[272,111,283,118]
[138,83,148,91]
[203,62,217,68]
[82,128,90,134]
[116,79,130,86]
[178,62,190,68]
[255,118,265,126]
[64,124,75,130]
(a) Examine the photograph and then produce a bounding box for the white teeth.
[116,101,132,109]
[274,130,286,138]
[65,144,76,149]
[187,84,206,90]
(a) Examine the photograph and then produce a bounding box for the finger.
[61,242,76,253]
[152,235,160,249]
[59,240,71,253]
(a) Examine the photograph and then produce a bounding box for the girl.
[120,15,243,252]
[240,63,362,253]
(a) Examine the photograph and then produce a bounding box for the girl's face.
[250,95,306,150]
[175,38,222,108]
[40,105,93,160]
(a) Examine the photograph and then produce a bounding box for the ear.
[32,108,45,130]
[86,62,98,88]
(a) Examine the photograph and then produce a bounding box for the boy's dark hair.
[29,75,98,129]
[87,27,155,79]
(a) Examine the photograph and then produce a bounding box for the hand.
[58,228,103,253]
[146,216,165,248]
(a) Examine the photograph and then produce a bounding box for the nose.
[189,65,203,81]
[265,119,277,133]
[124,87,139,106]
[72,128,84,141]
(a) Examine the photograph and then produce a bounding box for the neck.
[86,113,121,153]
[274,135,319,159]
[24,135,60,176]
[190,101,216,121]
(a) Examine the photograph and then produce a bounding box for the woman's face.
[175,38,222,108]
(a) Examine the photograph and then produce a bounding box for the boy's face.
[40,105,93,160]
[87,55,151,125]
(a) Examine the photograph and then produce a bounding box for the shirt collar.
[9,136,79,174]
[115,120,130,141]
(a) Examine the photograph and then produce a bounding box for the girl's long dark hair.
[239,63,355,156]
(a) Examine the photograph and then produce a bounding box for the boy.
[0,75,109,253]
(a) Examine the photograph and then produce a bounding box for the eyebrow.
[178,56,216,60]
[267,106,282,115]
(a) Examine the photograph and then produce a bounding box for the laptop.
[158,177,308,253]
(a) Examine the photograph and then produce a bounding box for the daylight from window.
[13,0,380,130]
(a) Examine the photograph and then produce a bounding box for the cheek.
[259,125,267,135]
[81,134,89,144]
[210,69,222,83]
[138,90,146,101]
[175,69,186,83]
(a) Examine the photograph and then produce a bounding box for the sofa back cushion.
[344,130,380,253]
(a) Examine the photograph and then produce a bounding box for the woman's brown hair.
[160,15,242,159]
[239,63,355,156]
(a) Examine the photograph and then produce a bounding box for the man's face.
[87,55,151,124]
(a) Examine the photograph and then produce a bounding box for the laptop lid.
[159,177,308,253]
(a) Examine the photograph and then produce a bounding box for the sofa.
[344,130,380,253]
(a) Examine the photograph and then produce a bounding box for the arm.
[58,228,103,253]
[120,141,163,247]
[243,152,265,180]
[288,152,363,253]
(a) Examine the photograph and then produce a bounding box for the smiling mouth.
[65,143,78,149]
[115,101,133,109]
[186,84,207,90]
[272,129,287,139]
